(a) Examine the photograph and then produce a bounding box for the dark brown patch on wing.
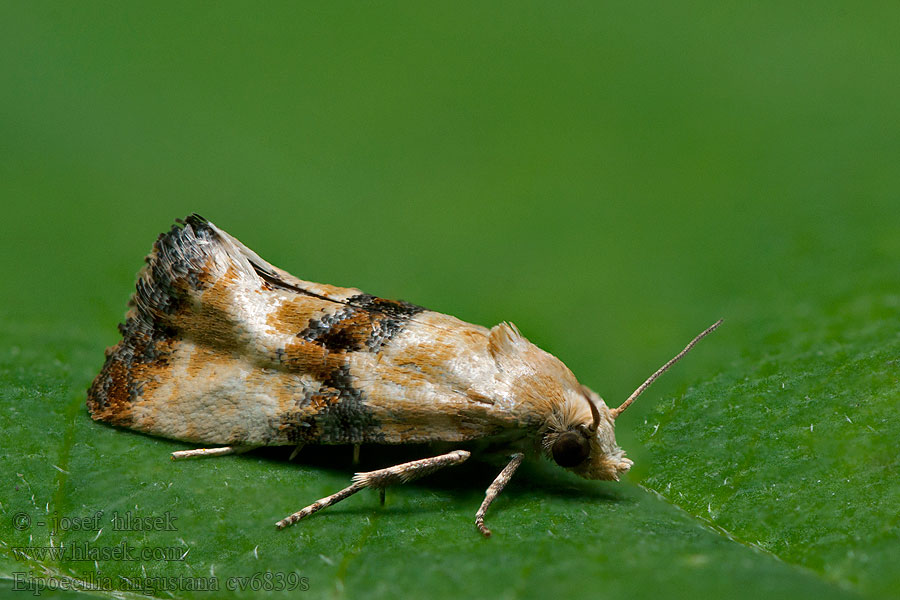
[87,319,176,426]
[273,292,426,356]
[298,307,372,352]
[344,294,425,350]
[275,364,383,444]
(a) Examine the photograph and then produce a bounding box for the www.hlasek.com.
[12,540,187,562]
[11,571,310,596]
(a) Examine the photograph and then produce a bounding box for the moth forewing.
[87,214,721,537]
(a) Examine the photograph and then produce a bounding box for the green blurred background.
[1,3,898,599]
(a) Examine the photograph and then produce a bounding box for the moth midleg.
[288,444,305,461]
[474,452,524,538]
[170,446,256,460]
[276,449,471,529]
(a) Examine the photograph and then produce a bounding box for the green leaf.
[639,287,900,598]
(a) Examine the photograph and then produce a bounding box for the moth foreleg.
[475,452,524,538]
[276,449,471,530]
[170,446,256,460]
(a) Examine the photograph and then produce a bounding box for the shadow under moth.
[87,214,720,536]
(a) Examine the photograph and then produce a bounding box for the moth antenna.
[583,393,601,432]
[611,319,723,419]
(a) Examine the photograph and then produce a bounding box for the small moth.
[87,215,720,536]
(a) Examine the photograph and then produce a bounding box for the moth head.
[541,319,724,481]
[542,386,632,480]
[488,322,632,480]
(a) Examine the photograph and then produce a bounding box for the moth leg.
[276,449,471,529]
[289,444,305,461]
[352,443,361,465]
[170,446,256,461]
[475,452,524,538]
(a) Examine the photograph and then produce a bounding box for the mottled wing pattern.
[87,215,517,446]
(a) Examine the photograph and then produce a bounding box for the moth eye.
[551,431,591,468]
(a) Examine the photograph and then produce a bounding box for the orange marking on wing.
[267,296,325,332]
[165,265,245,351]
[281,338,336,379]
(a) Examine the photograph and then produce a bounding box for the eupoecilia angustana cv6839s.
[87,214,721,536]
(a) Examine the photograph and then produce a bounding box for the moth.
[87,214,721,536]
